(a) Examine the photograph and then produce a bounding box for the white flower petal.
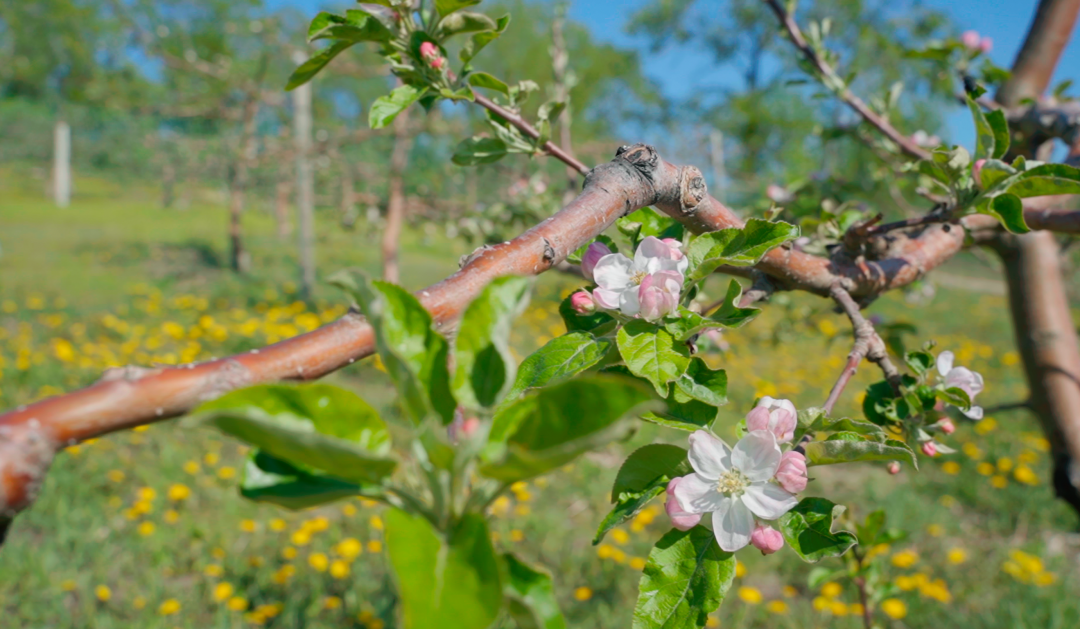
[712,498,754,552]
[741,482,798,520]
[673,473,726,514]
[962,405,984,420]
[937,350,955,377]
[592,288,622,310]
[687,430,731,480]
[592,254,633,290]
[636,236,669,261]
[730,430,781,482]
[620,287,641,316]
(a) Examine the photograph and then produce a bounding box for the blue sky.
[276,1,1078,149]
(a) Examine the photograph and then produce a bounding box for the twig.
[981,400,1032,415]
[822,284,900,414]
[761,0,932,161]
[471,94,589,175]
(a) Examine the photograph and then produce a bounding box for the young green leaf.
[632,526,736,629]
[453,276,530,409]
[187,384,396,484]
[617,320,692,396]
[466,72,510,96]
[330,271,455,424]
[1007,163,1080,197]
[460,14,511,63]
[385,510,503,629]
[674,358,727,408]
[452,137,509,166]
[286,41,356,91]
[309,11,394,43]
[685,219,799,281]
[505,332,615,402]
[241,450,374,510]
[369,84,426,129]
[481,375,660,482]
[803,436,918,469]
[435,0,482,18]
[438,11,497,37]
[986,193,1030,234]
[641,397,719,432]
[617,208,684,249]
[503,553,567,629]
[779,498,858,563]
[594,484,668,545]
[611,444,691,502]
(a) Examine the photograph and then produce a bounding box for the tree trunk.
[228,97,259,274]
[275,177,293,239]
[162,162,175,209]
[53,120,71,208]
[382,106,412,284]
[992,233,1080,517]
[709,130,727,203]
[293,51,316,298]
[551,5,577,203]
[340,163,357,230]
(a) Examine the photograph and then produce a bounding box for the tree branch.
[995,0,1080,106]
[471,93,589,175]
[822,284,899,415]
[761,0,932,161]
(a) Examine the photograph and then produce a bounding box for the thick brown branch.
[761,0,931,161]
[996,0,1080,106]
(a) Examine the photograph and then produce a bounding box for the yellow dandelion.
[269,518,287,532]
[630,557,647,571]
[829,601,848,616]
[611,529,630,545]
[947,548,968,564]
[167,484,190,501]
[137,487,156,501]
[158,599,181,616]
[939,495,957,507]
[107,470,125,483]
[881,598,907,620]
[514,504,531,517]
[1014,465,1039,486]
[927,524,944,537]
[218,466,236,480]
[738,587,763,604]
[291,530,312,546]
[330,560,350,579]
[573,587,593,601]
[766,600,788,614]
[95,585,111,602]
[510,529,525,543]
[1033,571,1057,586]
[850,603,865,616]
[367,540,382,553]
[239,519,257,533]
[282,546,298,560]
[341,503,358,517]
[334,538,363,560]
[324,596,342,609]
[227,596,248,611]
[706,617,720,628]
[203,452,219,466]
[735,561,746,578]
[164,509,180,524]
[812,596,829,611]
[891,550,918,568]
[990,475,1008,489]
[137,521,155,536]
[213,582,234,602]
[941,461,961,475]
[782,585,798,598]
[203,564,223,577]
[133,596,146,609]
[895,575,916,591]
[820,582,842,598]
[308,552,329,572]
[976,462,995,475]
[368,515,383,530]
[182,461,200,475]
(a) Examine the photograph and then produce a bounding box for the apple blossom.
[938,418,956,435]
[592,237,687,319]
[581,241,612,281]
[921,441,938,457]
[673,430,798,552]
[961,30,981,50]
[419,41,438,60]
[937,350,985,419]
[774,450,808,494]
[750,523,784,555]
[747,397,797,443]
[665,477,703,531]
[980,37,993,53]
[570,291,595,314]
[887,461,902,475]
[638,271,682,321]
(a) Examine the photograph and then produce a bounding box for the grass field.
[1,169,1079,628]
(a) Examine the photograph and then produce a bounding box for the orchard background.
[2,1,1080,628]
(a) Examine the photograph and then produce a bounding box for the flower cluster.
[419,41,446,71]
[937,350,984,420]
[665,398,808,553]
[576,237,687,322]
[960,30,993,54]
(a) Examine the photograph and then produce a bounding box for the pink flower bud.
[973,159,986,185]
[979,37,993,53]
[748,398,797,443]
[887,461,902,475]
[660,238,685,261]
[431,56,446,70]
[665,477,703,531]
[581,242,612,281]
[570,290,595,315]
[419,41,438,60]
[775,450,808,493]
[938,418,956,435]
[750,523,784,555]
[921,441,938,457]
[461,416,481,437]
[961,30,981,50]
[766,184,792,203]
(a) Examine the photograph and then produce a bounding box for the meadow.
[1,168,1078,628]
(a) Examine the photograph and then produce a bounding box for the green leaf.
[286,41,355,91]
[986,193,1030,234]
[453,277,531,409]
[385,510,503,629]
[685,219,798,282]
[481,375,660,482]
[937,386,972,409]
[674,358,727,408]
[967,95,998,160]
[595,485,667,545]
[309,10,394,43]
[467,71,510,96]
[610,444,691,502]
[617,208,684,249]
[503,553,567,629]
[241,450,372,510]
[438,11,497,37]
[642,394,718,432]
[369,84,426,129]
[986,108,1010,159]
[979,159,1016,189]
[505,332,614,401]
[460,14,510,63]
[663,279,759,340]
[330,271,455,424]
[188,384,396,484]
[903,350,934,375]
[1008,163,1080,197]
[435,0,482,18]
[558,292,614,333]
[617,320,692,396]
[779,498,858,563]
[804,436,918,469]
[632,526,736,629]
[452,136,509,166]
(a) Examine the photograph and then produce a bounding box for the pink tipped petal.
[665,477,703,530]
[750,523,784,555]
[581,242,612,280]
[672,473,725,514]
[775,450,808,493]
[687,431,731,480]
[772,409,796,443]
[745,406,771,433]
[712,498,755,552]
[570,291,595,314]
[730,430,782,482]
[741,483,798,520]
